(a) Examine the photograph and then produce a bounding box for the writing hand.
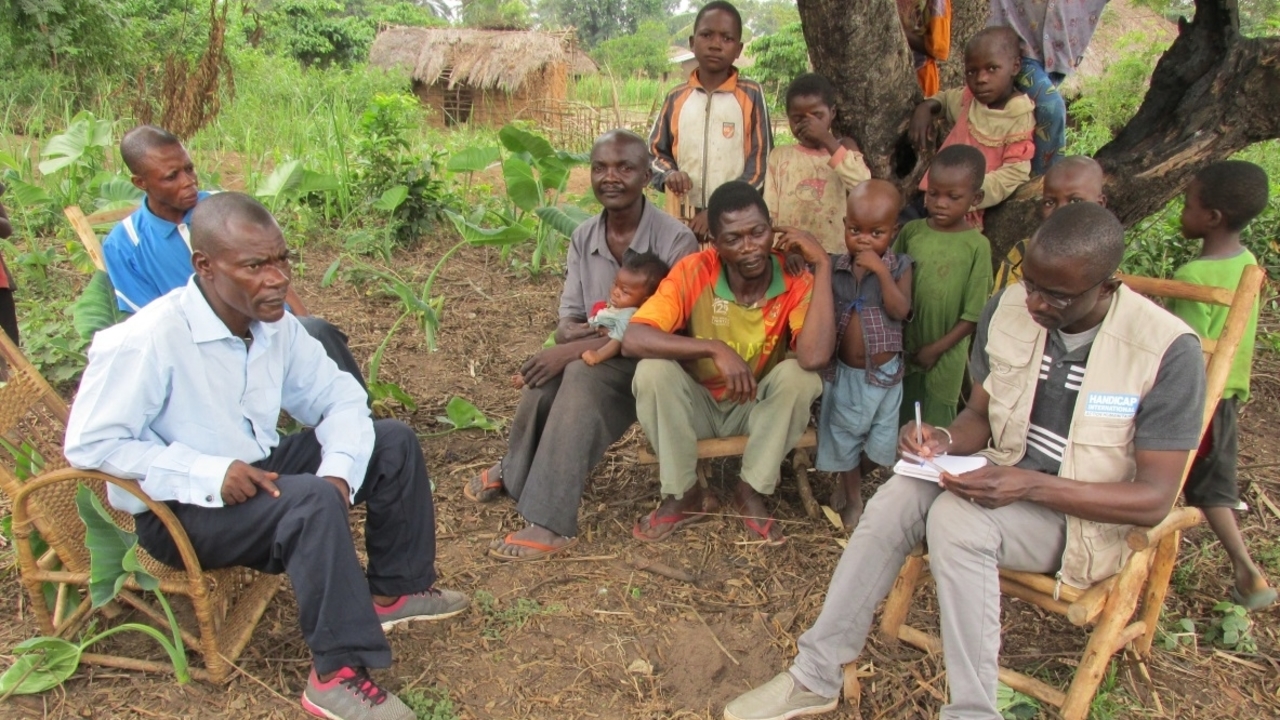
[898,421,949,458]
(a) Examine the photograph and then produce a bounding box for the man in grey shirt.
[465,130,697,560]
[725,204,1205,720]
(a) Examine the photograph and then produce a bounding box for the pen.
[914,401,922,448]
[902,451,948,476]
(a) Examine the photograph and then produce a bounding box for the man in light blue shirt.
[67,193,463,720]
[101,125,365,391]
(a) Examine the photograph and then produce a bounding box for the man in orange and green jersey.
[622,182,835,546]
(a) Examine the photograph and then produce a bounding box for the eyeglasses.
[1021,275,1110,310]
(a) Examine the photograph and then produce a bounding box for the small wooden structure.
[369,26,582,128]
[866,266,1266,720]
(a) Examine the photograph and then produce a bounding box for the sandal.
[632,494,719,543]
[487,533,579,562]
[1230,585,1278,611]
[463,465,503,503]
[741,514,787,546]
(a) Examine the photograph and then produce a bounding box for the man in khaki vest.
[724,203,1206,720]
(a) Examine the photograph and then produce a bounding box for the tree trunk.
[797,0,921,180]
[799,0,1280,264]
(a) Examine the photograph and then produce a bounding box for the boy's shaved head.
[1193,160,1269,231]
[694,1,743,37]
[1046,156,1105,190]
[847,179,903,218]
[120,125,183,175]
[967,26,1022,64]
[191,192,280,258]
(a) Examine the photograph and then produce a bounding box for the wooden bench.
[636,428,823,518]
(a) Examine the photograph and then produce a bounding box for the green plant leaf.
[71,272,127,340]
[534,205,592,239]
[75,485,150,608]
[502,157,540,213]
[94,176,144,210]
[0,637,82,695]
[0,149,21,171]
[372,185,409,213]
[445,146,501,174]
[498,125,555,162]
[445,211,535,247]
[298,169,340,195]
[3,176,52,208]
[535,156,570,195]
[254,160,305,200]
[437,397,500,431]
[322,259,342,288]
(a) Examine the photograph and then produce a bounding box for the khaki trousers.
[632,358,822,497]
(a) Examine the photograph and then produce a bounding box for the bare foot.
[633,486,714,541]
[837,495,864,531]
[488,524,574,558]
[464,463,504,503]
[731,480,785,544]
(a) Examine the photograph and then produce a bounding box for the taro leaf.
[534,205,592,239]
[445,146,501,174]
[437,397,500,432]
[2,176,52,208]
[502,157,540,213]
[322,259,342,287]
[298,169,340,195]
[75,485,154,608]
[0,637,82,695]
[0,149,20,171]
[372,185,409,213]
[444,211,535,247]
[71,272,127,340]
[254,160,304,201]
[94,176,145,210]
[535,156,570,195]
[498,125,555,163]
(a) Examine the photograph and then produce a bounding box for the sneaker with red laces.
[302,667,414,720]
[374,586,469,630]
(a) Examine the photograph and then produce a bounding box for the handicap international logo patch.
[722,122,736,139]
[1084,392,1139,419]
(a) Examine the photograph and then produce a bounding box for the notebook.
[892,454,988,482]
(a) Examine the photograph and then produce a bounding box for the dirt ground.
[2,224,1278,720]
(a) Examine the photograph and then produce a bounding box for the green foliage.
[0,0,131,75]
[434,397,501,433]
[0,485,189,696]
[591,20,670,78]
[749,22,809,112]
[399,686,460,720]
[538,0,672,48]
[462,0,531,30]
[253,159,341,213]
[262,0,376,67]
[473,590,559,639]
[1205,601,1257,653]
[1157,616,1198,651]
[995,683,1039,720]
[353,93,456,244]
[568,75,665,109]
[1067,33,1167,156]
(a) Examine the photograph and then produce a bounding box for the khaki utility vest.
[979,284,1196,588]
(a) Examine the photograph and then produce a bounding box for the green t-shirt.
[1167,249,1259,402]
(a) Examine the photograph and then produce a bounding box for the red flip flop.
[463,466,503,503]
[632,495,719,542]
[487,533,579,562]
[741,514,787,546]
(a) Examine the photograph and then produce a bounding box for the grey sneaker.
[724,672,838,720]
[375,586,469,630]
[301,667,414,720]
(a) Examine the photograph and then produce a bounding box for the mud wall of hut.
[411,63,568,128]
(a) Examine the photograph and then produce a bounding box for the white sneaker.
[723,672,838,720]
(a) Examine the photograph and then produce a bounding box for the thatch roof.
[369,26,573,92]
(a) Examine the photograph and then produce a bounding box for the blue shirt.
[102,191,212,312]
[65,277,374,514]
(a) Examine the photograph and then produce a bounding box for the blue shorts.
[816,357,903,472]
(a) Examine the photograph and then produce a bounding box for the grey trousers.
[502,357,638,538]
[791,474,1066,719]
[632,358,822,497]
[297,315,368,393]
[134,420,436,674]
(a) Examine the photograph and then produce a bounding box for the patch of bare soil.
[1,232,1277,719]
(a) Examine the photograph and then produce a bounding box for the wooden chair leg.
[842,663,861,711]
[792,448,820,519]
[879,551,926,645]
[1133,530,1181,658]
[1059,548,1153,720]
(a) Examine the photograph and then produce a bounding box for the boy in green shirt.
[1168,160,1275,610]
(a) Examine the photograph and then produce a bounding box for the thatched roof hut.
[369,26,577,126]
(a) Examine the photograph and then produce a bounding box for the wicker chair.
[0,330,281,683]
[862,266,1266,720]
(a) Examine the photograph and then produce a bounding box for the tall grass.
[568,75,668,110]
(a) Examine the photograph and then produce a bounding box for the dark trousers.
[502,357,638,538]
[0,288,16,345]
[135,419,436,673]
[297,315,368,394]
